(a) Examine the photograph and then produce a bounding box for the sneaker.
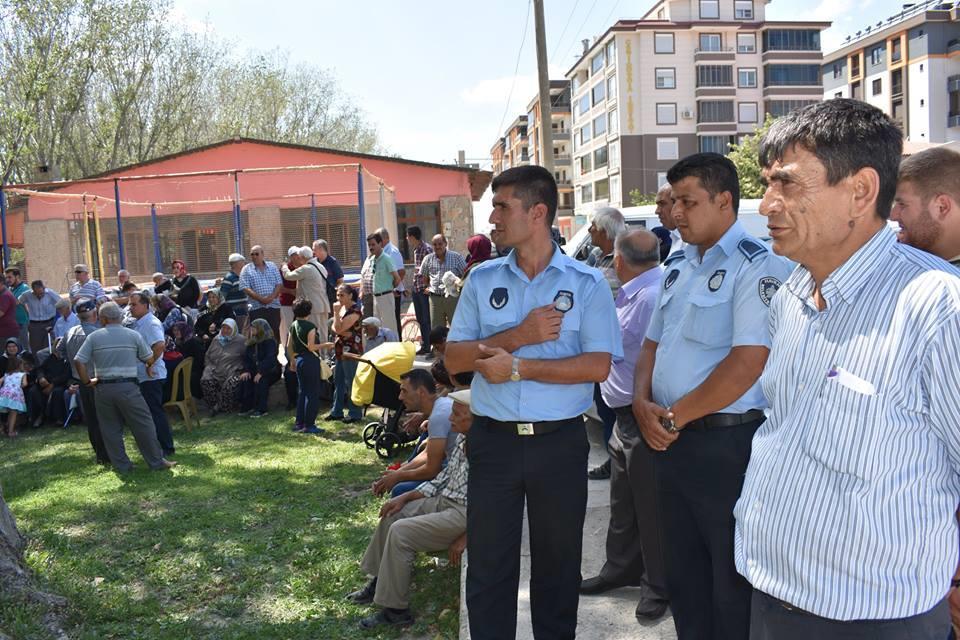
[588,459,611,480]
[292,423,304,432]
[302,426,326,435]
[345,577,377,604]
[250,411,268,418]
[238,409,254,417]
[359,607,415,629]
[325,413,343,421]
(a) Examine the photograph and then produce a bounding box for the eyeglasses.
[250,252,261,256]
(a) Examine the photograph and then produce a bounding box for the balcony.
[949,115,960,128]
[695,47,736,63]
[949,75,960,92]
[696,86,736,98]
[761,50,823,64]
[949,40,960,55]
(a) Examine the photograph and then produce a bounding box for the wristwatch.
[510,357,522,382]
[660,408,679,433]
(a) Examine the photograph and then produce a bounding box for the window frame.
[737,33,757,53]
[738,102,759,123]
[699,33,722,52]
[654,32,675,54]
[738,67,758,88]
[699,0,720,20]
[734,0,754,19]
[656,102,678,125]
[655,67,677,89]
[656,137,679,161]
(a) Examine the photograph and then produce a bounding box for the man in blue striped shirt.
[735,99,960,639]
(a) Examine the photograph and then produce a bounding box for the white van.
[566,199,768,262]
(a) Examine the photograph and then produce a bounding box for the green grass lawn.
[0,409,460,640]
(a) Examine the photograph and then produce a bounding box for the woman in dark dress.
[194,289,235,352]
[164,321,205,401]
[238,318,281,418]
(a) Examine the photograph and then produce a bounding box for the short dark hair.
[30,280,43,289]
[898,147,960,206]
[129,291,150,306]
[452,370,474,387]
[429,326,449,346]
[121,281,138,292]
[491,165,559,226]
[19,352,35,366]
[366,232,383,244]
[4,268,19,277]
[430,358,452,388]
[338,283,359,303]
[400,368,437,395]
[667,153,740,214]
[759,98,902,220]
[292,298,312,318]
[406,225,422,241]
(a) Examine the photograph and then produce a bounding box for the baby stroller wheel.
[362,422,380,448]
[375,432,401,459]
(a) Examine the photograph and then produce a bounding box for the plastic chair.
[163,356,200,431]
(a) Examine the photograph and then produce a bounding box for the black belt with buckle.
[685,409,764,431]
[98,377,138,385]
[30,318,55,323]
[481,415,581,436]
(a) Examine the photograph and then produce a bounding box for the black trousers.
[79,385,109,464]
[750,590,950,640]
[655,418,763,640]
[466,416,588,640]
[599,406,668,598]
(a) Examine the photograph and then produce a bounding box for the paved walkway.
[459,419,678,639]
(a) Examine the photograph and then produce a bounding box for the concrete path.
[459,419,678,639]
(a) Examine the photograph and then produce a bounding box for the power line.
[548,0,582,67]
[556,0,602,66]
[492,0,533,144]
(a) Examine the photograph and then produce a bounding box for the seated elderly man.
[361,316,399,351]
[347,387,472,629]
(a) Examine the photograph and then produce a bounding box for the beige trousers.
[359,495,466,609]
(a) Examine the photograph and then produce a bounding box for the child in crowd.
[0,352,32,437]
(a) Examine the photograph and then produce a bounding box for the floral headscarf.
[217,318,239,345]
[155,294,176,313]
[246,318,275,346]
[205,289,221,309]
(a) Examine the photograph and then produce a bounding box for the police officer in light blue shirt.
[447,165,622,640]
[631,153,793,640]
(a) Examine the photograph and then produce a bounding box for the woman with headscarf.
[170,259,201,310]
[164,321,205,402]
[238,318,281,418]
[153,294,186,333]
[194,289,235,351]
[463,234,493,280]
[0,338,21,374]
[199,319,246,417]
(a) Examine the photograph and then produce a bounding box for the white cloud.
[459,64,567,106]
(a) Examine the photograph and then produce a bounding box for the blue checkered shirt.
[239,262,282,310]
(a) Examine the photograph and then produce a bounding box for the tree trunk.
[0,486,69,640]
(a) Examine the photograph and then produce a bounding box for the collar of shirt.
[682,220,745,265]
[784,226,894,310]
[503,243,566,282]
[617,267,663,304]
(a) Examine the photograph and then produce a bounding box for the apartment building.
[525,81,575,218]
[489,116,530,177]
[822,0,959,144]
[565,0,828,214]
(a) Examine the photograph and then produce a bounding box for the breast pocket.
[478,303,517,338]
[802,379,887,482]
[681,292,733,346]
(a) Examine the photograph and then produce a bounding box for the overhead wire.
[492,0,533,146]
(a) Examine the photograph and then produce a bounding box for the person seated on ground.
[429,358,453,395]
[238,318,281,418]
[153,293,186,333]
[361,316,398,352]
[427,326,448,360]
[346,387,472,630]
[199,319,246,417]
[52,298,79,347]
[286,298,326,435]
[371,369,456,499]
[194,289,235,352]
[326,283,364,423]
[169,259,201,310]
[163,321,204,402]
[152,272,171,296]
[28,347,70,427]
[0,352,32,437]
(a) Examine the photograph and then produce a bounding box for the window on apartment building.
[892,99,905,129]
[891,38,902,62]
[851,81,862,100]
[735,0,754,19]
[765,99,817,117]
[581,183,594,203]
[595,178,610,200]
[699,0,719,19]
[657,103,678,125]
[609,143,620,168]
[605,40,616,66]
[763,64,820,86]
[593,114,607,137]
[872,78,882,95]
[949,81,959,118]
[607,76,617,102]
[656,68,676,89]
[610,175,621,203]
[700,33,722,52]
[737,33,757,53]
[592,81,606,106]
[697,65,734,87]
[657,138,680,160]
[738,68,758,87]
[699,135,735,154]
[571,75,581,94]
[834,91,842,98]
[657,8,666,19]
[738,102,759,123]
[833,63,842,78]
[762,29,821,52]
[594,146,609,169]
[892,69,903,95]
[657,172,668,187]
[580,123,592,144]
[655,33,675,54]
[579,153,592,175]
[579,94,590,116]
[870,45,885,66]
[698,100,735,123]
[608,109,619,134]
[591,51,605,75]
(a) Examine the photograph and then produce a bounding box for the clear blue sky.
[173,0,899,168]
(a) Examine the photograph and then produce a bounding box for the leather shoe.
[635,597,669,621]
[588,459,611,480]
[346,577,377,604]
[579,575,629,595]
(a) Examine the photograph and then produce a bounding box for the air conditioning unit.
[680,108,694,119]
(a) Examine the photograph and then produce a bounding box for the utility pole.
[533,0,554,174]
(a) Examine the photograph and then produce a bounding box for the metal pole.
[82,197,92,274]
[311,193,318,240]
[233,171,243,253]
[357,165,367,263]
[378,182,386,231]
[92,199,105,280]
[113,179,126,270]
[0,186,8,269]
[150,204,162,273]
[533,0,555,174]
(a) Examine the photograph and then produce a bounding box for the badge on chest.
[489,287,509,310]
[708,269,726,292]
[553,290,574,313]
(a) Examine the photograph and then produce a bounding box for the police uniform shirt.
[646,220,794,414]
[449,245,623,422]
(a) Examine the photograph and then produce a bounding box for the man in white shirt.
[376,227,406,331]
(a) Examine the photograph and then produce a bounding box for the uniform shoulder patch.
[664,269,680,290]
[663,250,685,267]
[738,238,768,263]
[758,277,781,306]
